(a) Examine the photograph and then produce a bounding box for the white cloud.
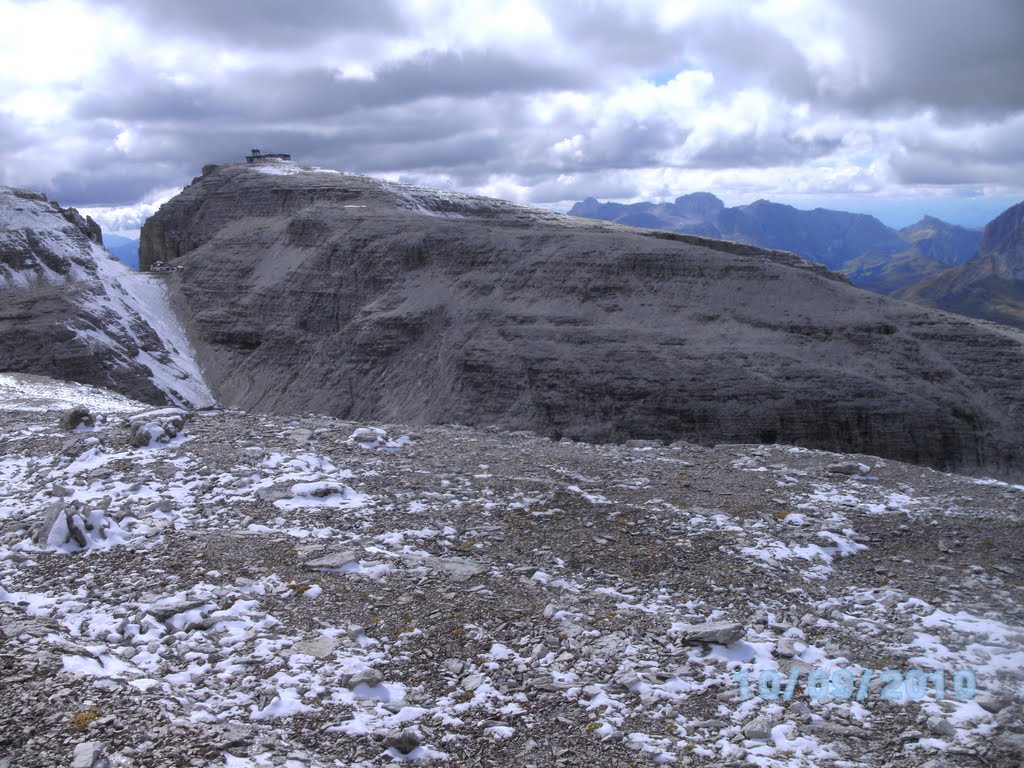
[0,0,1020,224]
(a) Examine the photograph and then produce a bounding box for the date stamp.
[733,667,977,702]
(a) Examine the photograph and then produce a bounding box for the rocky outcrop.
[0,186,214,407]
[142,163,1024,479]
[900,200,1024,330]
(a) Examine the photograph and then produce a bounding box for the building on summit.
[246,148,291,163]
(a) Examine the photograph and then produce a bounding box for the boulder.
[668,620,745,645]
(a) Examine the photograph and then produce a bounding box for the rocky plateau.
[139,162,1024,481]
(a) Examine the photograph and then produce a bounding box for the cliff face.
[0,186,214,407]
[143,163,1024,479]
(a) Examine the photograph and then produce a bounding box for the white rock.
[668,620,745,645]
[71,741,106,768]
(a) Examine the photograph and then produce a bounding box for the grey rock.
[384,728,421,755]
[926,716,956,738]
[827,461,871,475]
[347,668,384,689]
[138,163,1024,480]
[669,620,745,645]
[71,741,106,768]
[288,635,340,660]
[304,550,360,571]
[742,718,773,740]
[59,407,93,431]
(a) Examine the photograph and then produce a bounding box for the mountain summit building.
[245,148,291,163]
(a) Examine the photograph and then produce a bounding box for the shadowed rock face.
[143,163,1024,479]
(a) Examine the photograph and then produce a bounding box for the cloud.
[826,0,1024,116]
[91,0,407,47]
[0,0,1021,224]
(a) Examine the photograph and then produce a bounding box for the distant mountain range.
[104,233,140,270]
[900,200,1024,330]
[569,194,983,294]
[569,193,1024,331]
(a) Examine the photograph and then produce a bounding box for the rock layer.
[142,163,1024,479]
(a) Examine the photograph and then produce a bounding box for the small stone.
[742,718,773,740]
[384,728,420,755]
[775,637,799,658]
[347,668,384,689]
[60,407,93,431]
[827,461,871,475]
[669,620,745,645]
[926,716,956,738]
[289,635,339,660]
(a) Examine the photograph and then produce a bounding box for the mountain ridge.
[899,199,1024,329]
[137,161,1024,479]
[569,193,982,294]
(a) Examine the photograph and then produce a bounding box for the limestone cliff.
[142,162,1024,479]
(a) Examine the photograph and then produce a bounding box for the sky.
[1,0,1022,235]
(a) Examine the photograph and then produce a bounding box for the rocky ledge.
[0,374,1021,767]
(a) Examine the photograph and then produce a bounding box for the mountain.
[569,195,981,293]
[104,233,141,270]
[137,161,1024,479]
[840,216,984,294]
[900,200,1024,329]
[0,186,213,406]
[1,373,1022,766]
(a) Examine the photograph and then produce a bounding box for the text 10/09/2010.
[734,667,977,702]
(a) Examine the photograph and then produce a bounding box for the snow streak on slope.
[88,243,215,408]
[0,372,147,413]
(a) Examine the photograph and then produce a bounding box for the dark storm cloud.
[49,165,181,207]
[890,118,1024,185]
[546,3,687,70]
[832,0,1024,115]
[685,134,842,169]
[76,50,590,123]
[678,12,817,101]
[0,112,35,154]
[92,0,406,47]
